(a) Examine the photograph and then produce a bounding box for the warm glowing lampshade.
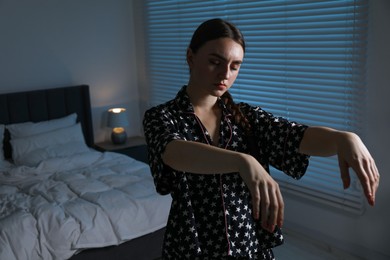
[107,108,129,144]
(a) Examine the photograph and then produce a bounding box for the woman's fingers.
[337,133,380,206]
[260,183,270,231]
[340,155,379,206]
[361,157,379,206]
[251,186,261,220]
[341,156,376,206]
[276,188,284,228]
[239,155,284,232]
[247,178,284,233]
[368,158,380,204]
[357,163,374,205]
[338,156,351,189]
[258,179,283,233]
[372,162,380,197]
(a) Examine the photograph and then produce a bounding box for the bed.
[0,85,171,260]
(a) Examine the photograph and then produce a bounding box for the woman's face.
[187,37,244,97]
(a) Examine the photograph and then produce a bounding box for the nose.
[218,65,230,80]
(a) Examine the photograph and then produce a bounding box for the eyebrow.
[209,53,243,64]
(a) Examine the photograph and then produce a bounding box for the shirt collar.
[175,85,232,116]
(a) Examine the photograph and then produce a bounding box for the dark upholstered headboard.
[0,85,94,159]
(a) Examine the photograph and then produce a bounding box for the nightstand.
[94,136,149,163]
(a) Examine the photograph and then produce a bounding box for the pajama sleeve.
[241,103,310,179]
[143,103,186,194]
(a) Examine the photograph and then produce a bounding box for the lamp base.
[111,130,127,144]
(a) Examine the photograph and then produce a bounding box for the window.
[144,0,368,214]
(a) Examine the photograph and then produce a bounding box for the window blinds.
[145,0,368,214]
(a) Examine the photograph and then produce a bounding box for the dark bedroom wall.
[0,0,141,142]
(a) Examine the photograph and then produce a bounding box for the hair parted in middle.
[188,18,252,135]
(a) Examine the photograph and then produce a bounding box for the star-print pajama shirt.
[143,86,310,259]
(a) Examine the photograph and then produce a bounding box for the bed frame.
[0,85,165,260]
[0,85,94,158]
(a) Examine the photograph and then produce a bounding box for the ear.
[186,48,194,68]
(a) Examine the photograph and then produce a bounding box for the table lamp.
[107,108,129,144]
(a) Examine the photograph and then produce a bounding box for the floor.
[273,230,363,260]
[154,230,364,260]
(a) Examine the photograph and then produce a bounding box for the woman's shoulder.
[237,102,270,116]
[145,99,176,115]
[145,86,188,116]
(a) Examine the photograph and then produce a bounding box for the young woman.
[143,18,379,259]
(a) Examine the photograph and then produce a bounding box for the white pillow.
[11,123,89,166]
[6,113,77,138]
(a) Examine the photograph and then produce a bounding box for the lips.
[215,83,227,90]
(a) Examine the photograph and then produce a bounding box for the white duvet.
[0,151,171,260]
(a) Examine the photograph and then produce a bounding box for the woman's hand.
[336,132,380,206]
[238,154,284,233]
[300,127,380,207]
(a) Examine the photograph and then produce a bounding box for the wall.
[281,1,390,259]
[0,0,141,142]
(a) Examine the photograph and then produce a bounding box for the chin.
[211,89,227,97]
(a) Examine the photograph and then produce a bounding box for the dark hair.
[189,18,252,135]
[189,18,245,54]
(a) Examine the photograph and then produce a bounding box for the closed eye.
[209,59,221,66]
[231,63,241,71]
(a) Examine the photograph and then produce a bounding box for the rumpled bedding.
[0,151,172,260]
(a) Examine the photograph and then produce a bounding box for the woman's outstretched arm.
[163,140,245,173]
[299,126,380,206]
[163,139,283,232]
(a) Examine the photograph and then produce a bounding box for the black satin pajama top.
[143,86,310,259]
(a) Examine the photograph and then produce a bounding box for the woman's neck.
[186,84,218,112]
